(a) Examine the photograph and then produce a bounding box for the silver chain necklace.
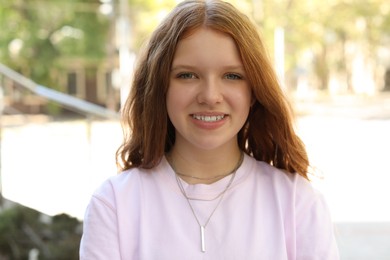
[170,153,243,253]
[175,171,234,181]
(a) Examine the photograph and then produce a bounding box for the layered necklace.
[168,153,244,253]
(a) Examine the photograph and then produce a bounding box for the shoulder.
[91,167,154,209]
[94,168,142,193]
[251,157,314,190]
[247,156,322,205]
[251,159,334,227]
[249,157,339,257]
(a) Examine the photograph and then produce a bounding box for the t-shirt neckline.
[159,154,253,201]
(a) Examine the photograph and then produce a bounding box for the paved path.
[335,222,390,260]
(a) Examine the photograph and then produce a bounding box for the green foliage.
[0,205,82,259]
[0,0,111,112]
[253,0,390,90]
[128,0,178,49]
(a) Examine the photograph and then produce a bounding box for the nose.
[197,78,223,105]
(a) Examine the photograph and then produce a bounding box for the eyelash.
[176,72,243,80]
[224,73,242,80]
[176,72,197,79]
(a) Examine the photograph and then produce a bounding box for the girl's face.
[167,27,252,154]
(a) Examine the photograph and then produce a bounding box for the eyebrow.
[171,64,245,72]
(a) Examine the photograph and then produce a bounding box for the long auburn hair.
[116,0,309,179]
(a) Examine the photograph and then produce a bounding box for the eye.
[176,72,197,79]
[224,73,243,80]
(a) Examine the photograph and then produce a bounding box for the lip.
[190,112,228,130]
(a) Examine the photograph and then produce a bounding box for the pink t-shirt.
[80,154,339,259]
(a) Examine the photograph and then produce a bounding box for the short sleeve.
[295,181,340,260]
[79,181,121,259]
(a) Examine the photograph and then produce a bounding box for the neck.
[168,146,243,184]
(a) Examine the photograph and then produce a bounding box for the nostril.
[196,86,224,105]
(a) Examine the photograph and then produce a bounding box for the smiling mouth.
[192,114,226,122]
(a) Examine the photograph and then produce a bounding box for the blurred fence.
[0,63,120,119]
[0,63,122,219]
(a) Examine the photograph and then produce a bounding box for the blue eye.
[225,73,242,80]
[177,72,197,79]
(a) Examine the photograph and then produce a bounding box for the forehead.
[172,27,243,67]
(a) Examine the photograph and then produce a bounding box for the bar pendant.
[200,226,206,252]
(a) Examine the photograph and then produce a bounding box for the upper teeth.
[193,115,225,122]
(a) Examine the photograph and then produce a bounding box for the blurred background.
[0,0,389,259]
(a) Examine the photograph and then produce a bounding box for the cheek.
[166,87,186,121]
[231,86,252,110]
[237,88,253,122]
[167,83,195,105]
